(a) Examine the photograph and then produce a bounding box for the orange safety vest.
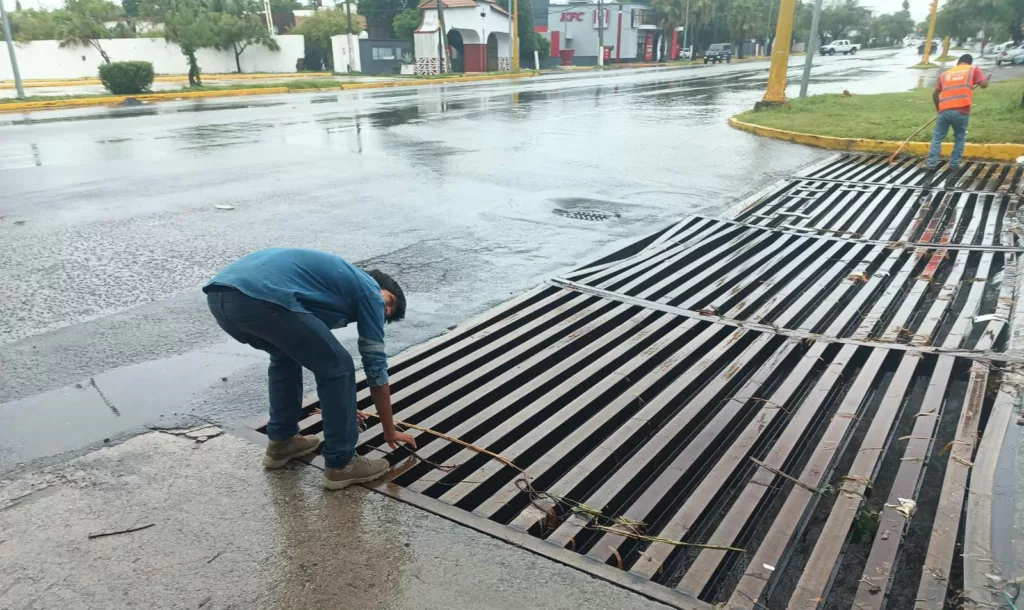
[937,64,976,112]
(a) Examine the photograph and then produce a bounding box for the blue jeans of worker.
[927,110,970,169]
[206,288,358,469]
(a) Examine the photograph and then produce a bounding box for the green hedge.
[98,61,155,95]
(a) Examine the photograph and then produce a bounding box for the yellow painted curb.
[728,117,1024,162]
[0,71,540,113]
[0,87,289,113]
[0,72,333,90]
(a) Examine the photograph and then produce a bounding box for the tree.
[357,0,412,38]
[212,12,280,72]
[818,0,871,41]
[56,0,123,64]
[290,8,361,70]
[392,7,419,40]
[9,8,65,41]
[164,0,218,85]
[269,0,300,10]
[653,0,684,61]
[495,0,539,66]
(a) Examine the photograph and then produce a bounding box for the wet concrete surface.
[0,48,929,473]
[0,431,673,610]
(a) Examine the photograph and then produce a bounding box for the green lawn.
[735,78,1024,144]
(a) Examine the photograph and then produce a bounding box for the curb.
[0,72,334,90]
[0,72,540,114]
[728,117,1024,162]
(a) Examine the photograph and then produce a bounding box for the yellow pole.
[759,0,798,106]
[921,0,938,65]
[941,35,950,59]
[512,0,520,72]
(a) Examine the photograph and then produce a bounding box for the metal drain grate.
[241,153,1021,610]
[554,209,620,221]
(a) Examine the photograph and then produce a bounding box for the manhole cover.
[553,209,620,221]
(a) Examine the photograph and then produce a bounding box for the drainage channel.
[241,153,1021,610]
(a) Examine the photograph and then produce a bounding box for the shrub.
[98,61,155,94]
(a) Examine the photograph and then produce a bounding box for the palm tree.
[56,0,122,64]
[653,0,685,60]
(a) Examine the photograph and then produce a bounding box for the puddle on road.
[0,342,262,473]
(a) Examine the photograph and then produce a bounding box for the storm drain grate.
[242,154,1021,610]
[554,208,621,222]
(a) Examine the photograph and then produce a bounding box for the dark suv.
[704,43,732,64]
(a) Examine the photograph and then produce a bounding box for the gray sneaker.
[262,435,322,469]
[323,455,390,490]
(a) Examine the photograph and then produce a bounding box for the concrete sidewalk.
[0,431,669,610]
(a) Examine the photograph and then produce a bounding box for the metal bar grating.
[243,153,1022,609]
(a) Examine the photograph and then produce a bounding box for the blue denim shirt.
[203,248,390,387]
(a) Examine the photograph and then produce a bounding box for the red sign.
[644,33,654,61]
[560,11,585,22]
[604,47,611,61]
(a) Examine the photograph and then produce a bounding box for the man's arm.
[933,87,941,111]
[356,291,416,449]
[370,385,416,450]
[975,67,989,89]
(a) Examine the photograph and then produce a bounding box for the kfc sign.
[560,11,584,22]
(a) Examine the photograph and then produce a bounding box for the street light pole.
[682,0,690,59]
[758,0,797,107]
[798,0,823,97]
[597,0,604,66]
[511,0,519,71]
[1,0,24,99]
[765,0,773,56]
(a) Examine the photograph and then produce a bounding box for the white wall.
[330,34,362,72]
[0,36,304,80]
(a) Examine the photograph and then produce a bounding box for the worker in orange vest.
[927,54,989,171]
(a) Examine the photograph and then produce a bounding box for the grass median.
[735,77,1024,144]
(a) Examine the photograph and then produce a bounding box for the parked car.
[680,46,695,60]
[821,39,860,55]
[703,43,732,64]
[917,39,942,55]
[997,42,1024,66]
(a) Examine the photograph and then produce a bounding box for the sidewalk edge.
[728,116,1024,162]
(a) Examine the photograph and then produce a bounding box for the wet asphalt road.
[0,48,933,472]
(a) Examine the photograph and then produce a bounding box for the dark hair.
[366,269,406,323]
[958,54,973,65]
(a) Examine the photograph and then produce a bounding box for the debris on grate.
[553,208,620,222]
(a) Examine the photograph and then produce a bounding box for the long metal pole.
[682,0,690,59]
[597,0,604,66]
[1,0,24,99]
[765,0,773,55]
[345,0,355,72]
[798,0,823,98]
[437,0,451,73]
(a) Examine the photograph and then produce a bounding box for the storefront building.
[544,2,682,66]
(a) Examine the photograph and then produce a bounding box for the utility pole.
[345,0,355,72]
[263,0,274,35]
[597,0,604,66]
[798,0,823,97]
[682,0,690,59]
[511,0,519,71]
[920,0,938,65]
[758,0,797,107]
[437,0,451,73]
[765,0,773,56]
[1,0,24,99]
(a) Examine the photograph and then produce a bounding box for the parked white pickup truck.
[821,40,861,55]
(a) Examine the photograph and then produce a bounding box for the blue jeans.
[207,288,358,469]
[927,110,970,169]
